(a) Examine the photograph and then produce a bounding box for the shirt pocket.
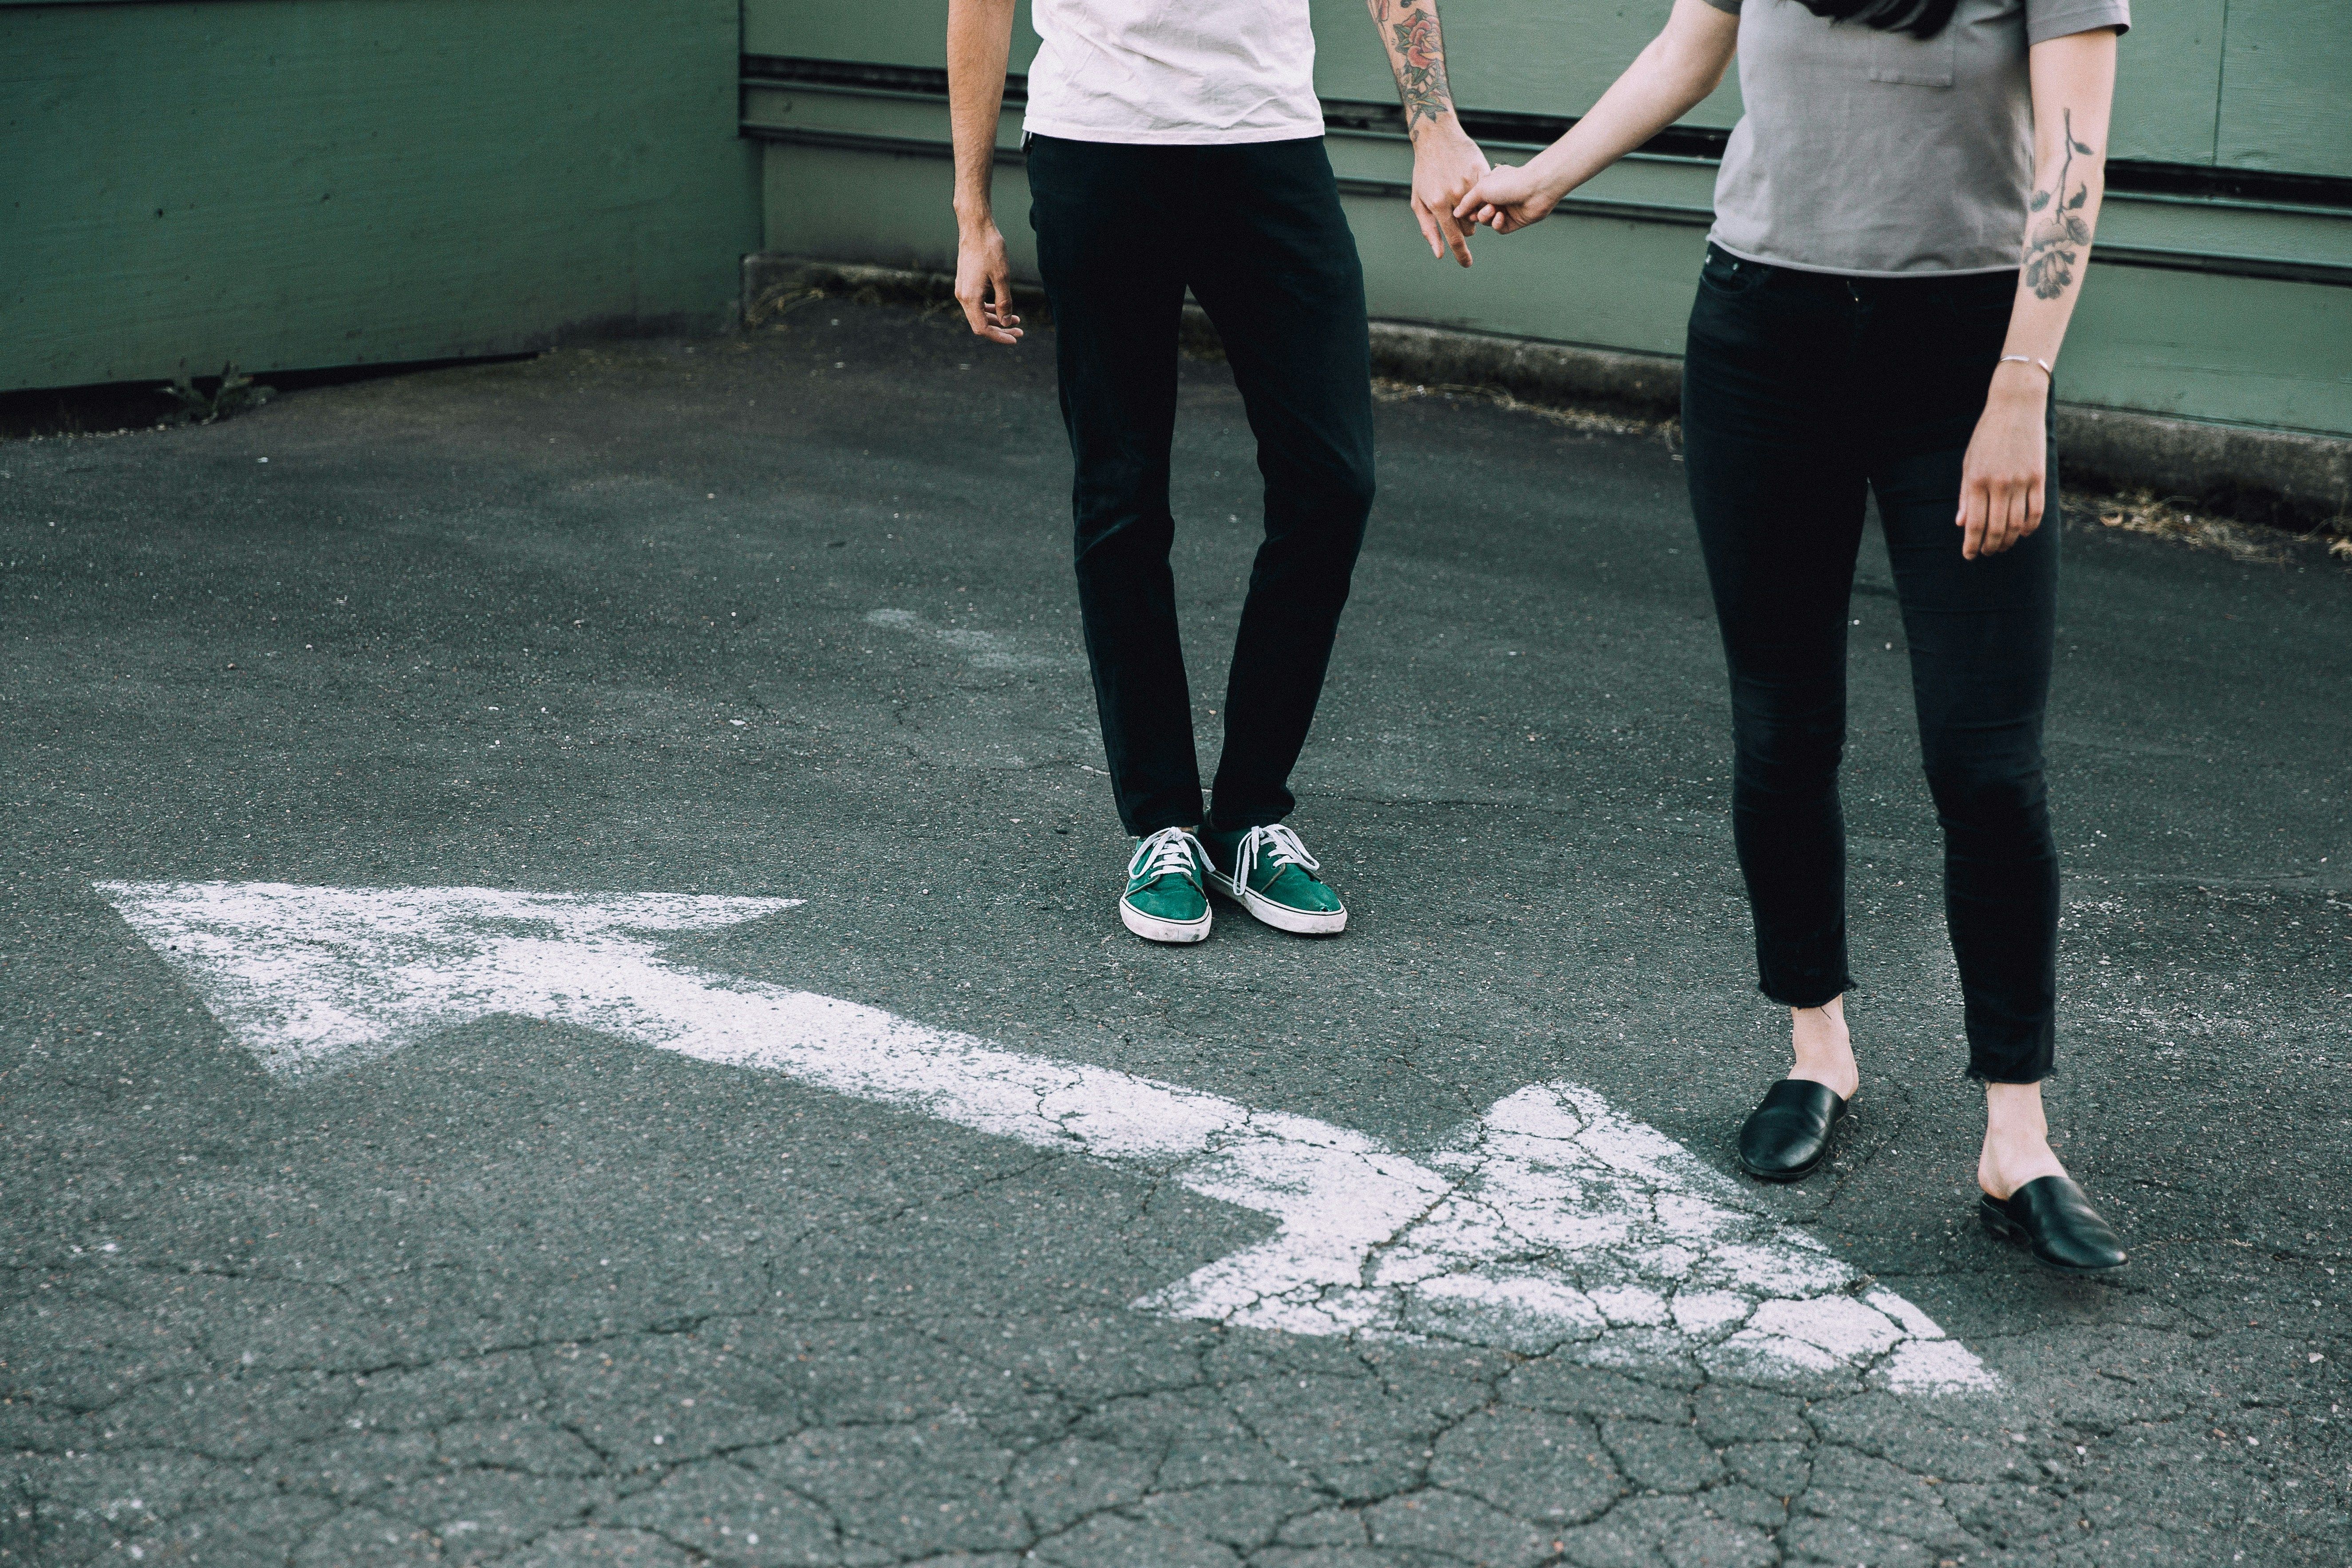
[1866,24,1958,87]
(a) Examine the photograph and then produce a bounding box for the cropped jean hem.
[1756,975,1855,1011]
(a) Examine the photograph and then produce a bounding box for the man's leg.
[1027,135,1202,836]
[1183,138,1377,833]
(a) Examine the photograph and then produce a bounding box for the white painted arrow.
[98,880,1993,1395]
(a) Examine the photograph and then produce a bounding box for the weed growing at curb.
[1374,376,2346,569]
[2065,486,2352,567]
[161,364,275,426]
[1373,376,1672,440]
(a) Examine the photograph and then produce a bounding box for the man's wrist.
[1407,110,1469,149]
[953,201,996,233]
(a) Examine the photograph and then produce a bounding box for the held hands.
[954,218,1023,344]
[1957,363,2050,560]
[1454,162,1561,235]
[1411,121,1491,266]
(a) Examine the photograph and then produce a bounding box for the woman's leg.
[1868,322,2066,1195]
[1682,253,1872,1092]
[1859,283,2119,1268]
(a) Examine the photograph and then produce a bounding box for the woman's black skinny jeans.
[1681,246,2060,1084]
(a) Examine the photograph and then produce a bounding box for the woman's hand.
[1954,29,2117,561]
[1956,363,2049,560]
[1454,163,1560,234]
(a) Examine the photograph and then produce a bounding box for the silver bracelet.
[1998,353,2054,380]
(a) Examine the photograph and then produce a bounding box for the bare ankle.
[1787,997,1858,1096]
[1979,1080,2067,1198]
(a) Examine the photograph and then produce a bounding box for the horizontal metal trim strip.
[744,53,2352,214]
[1322,96,1733,164]
[2087,245,2352,287]
[741,123,1026,166]
[738,120,1705,224]
[1330,173,1715,228]
[744,53,1027,108]
[742,120,2352,286]
[742,77,972,110]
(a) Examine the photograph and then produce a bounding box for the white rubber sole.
[1206,870,1347,936]
[1120,898,1212,944]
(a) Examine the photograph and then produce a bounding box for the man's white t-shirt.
[1021,0,1324,144]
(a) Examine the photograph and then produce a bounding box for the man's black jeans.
[1028,134,1375,837]
[1681,246,2060,1084]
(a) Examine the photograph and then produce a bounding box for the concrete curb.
[746,253,2351,530]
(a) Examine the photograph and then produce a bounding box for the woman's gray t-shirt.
[1698,0,2130,276]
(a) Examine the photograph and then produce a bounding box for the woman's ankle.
[1979,1080,2068,1198]
[1787,998,1858,1098]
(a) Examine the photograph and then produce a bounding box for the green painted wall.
[6,0,2343,435]
[748,0,2352,438]
[1,0,760,394]
[743,0,996,70]
[1304,0,1742,126]
[745,0,2352,178]
[2219,1,2352,178]
[1329,0,2333,174]
[2119,0,2227,165]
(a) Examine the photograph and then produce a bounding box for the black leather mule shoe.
[1979,1176,2127,1273]
[1736,1078,1850,1182]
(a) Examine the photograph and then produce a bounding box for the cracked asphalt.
[4,299,2349,1566]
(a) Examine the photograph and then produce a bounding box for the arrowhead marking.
[99,879,1996,1394]
[98,880,801,1075]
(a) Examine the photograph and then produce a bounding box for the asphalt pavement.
[3,299,2349,1567]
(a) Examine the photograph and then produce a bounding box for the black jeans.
[1681,246,2060,1083]
[1027,134,1375,836]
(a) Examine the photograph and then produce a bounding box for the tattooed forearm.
[1366,0,1454,133]
[2022,109,2099,301]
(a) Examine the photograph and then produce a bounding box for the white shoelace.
[1129,826,1204,885]
[1230,823,1319,893]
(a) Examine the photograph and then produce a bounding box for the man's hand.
[1367,0,1485,266]
[946,0,1019,340]
[1956,365,2048,560]
[1412,121,1490,265]
[1456,163,1561,235]
[954,220,1023,344]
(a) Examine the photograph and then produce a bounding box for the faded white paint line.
[97,880,1996,1395]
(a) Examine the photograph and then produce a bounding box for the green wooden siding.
[1304,0,1744,126]
[742,0,1011,71]
[760,130,2352,436]
[1,0,758,394]
[2219,0,2352,178]
[2115,0,2227,166]
[747,0,2352,437]
[743,0,2352,178]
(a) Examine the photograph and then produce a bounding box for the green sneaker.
[1121,826,1213,944]
[1201,823,1347,935]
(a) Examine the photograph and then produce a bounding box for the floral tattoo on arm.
[1368,0,1454,131]
[2023,110,2099,300]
